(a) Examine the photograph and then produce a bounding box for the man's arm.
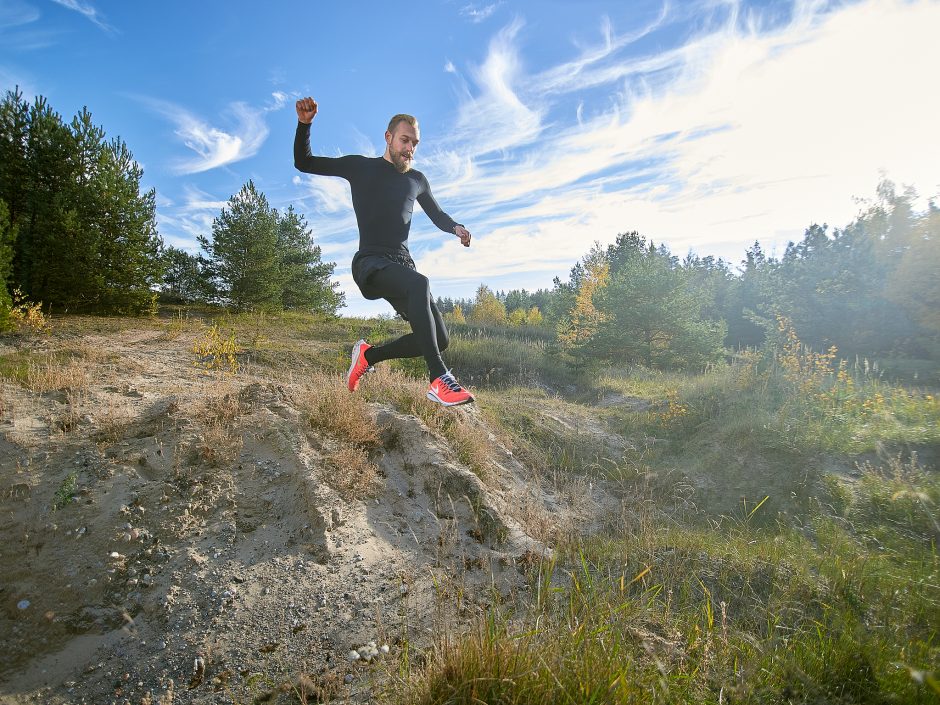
[417,177,472,248]
[293,96,353,177]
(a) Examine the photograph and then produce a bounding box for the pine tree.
[0,199,15,329]
[161,246,211,304]
[0,88,29,230]
[199,183,342,314]
[593,241,725,369]
[200,181,281,312]
[276,205,343,314]
[0,90,163,313]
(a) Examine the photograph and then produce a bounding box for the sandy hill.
[0,318,612,704]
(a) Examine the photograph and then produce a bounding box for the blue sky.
[2,0,939,316]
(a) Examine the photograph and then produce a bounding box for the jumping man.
[294,97,474,406]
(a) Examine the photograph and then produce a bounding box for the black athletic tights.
[362,262,449,382]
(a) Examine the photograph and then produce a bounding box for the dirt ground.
[0,322,610,704]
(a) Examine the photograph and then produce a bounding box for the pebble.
[344,674,354,684]
[17,599,30,610]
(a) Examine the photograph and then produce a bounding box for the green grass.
[389,458,940,704]
[52,471,79,510]
[0,350,34,384]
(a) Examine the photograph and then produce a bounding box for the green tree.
[200,181,281,312]
[276,205,344,314]
[0,90,163,313]
[199,182,342,314]
[0,87,29,229]
[594,242,725,369]
[161,246,211,304]
[0,199,15,329]
[886,199,940,342]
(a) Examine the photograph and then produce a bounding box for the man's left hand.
[455,225,471,248]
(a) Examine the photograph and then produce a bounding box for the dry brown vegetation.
[0,312,937,705]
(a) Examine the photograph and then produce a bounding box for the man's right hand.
[296,97,318,124]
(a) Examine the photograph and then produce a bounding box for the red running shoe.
[346,340,373,392]
[427,371,474,406]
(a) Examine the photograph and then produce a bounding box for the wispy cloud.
[0,0,39,29]
[460,2,501,23]
[50,0,115,33]
[290,0,940,316]
[409,0,940,293]
[155,185,228,250]
[450,17,542,157]
[141,94,289,175]
[0,0,60,53]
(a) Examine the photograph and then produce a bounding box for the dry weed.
[0,380,10,422]
[517,490,563,546]
[302,374,383,449]
[326,444,380,499]
[201,387,246,426]
[421,406,494,482]
[60,342,112,366]
[92,400,132,446]
[197,421,243,466]
[53,389,85,433]
[26,355,90,393]
[182,384,248,467]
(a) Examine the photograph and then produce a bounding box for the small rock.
[347,650,360,662]
[17,599,30,610]
[344,674,354,684]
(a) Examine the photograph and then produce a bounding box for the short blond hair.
[387,113,418,134]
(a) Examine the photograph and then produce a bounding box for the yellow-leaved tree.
[469,285,507,327]
[558,256,609,351]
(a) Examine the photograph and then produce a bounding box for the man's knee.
[409,272,431,298]
[437,327,450,352]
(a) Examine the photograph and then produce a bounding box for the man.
[294,96,474,406]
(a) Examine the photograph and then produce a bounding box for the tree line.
[2,90,937,372]
[0,88,342,326]
[440,181,939,371]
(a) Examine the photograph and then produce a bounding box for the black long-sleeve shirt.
[293,121,459,254]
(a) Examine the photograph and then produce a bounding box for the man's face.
[386,122,419,173]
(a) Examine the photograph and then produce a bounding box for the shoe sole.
[426,390,475,406]
[347,340,367,392]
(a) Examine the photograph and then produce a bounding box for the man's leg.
[368,297,449,362]
[362,263,447,381]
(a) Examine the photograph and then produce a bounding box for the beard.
[389,148,413,173]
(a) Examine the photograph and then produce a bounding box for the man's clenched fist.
[296,97,318,124]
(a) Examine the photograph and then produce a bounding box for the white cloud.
[267,91,289,111]
[155,185,229,252]
[296,173,353,215]
[50,0,114,32]
[0,0,60,53]
[291,0,940,312]
[416,0,940,294]
[0,0,39,29]
[140,97,270,175]
[451,17,543,157]
[460,3,501,23]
